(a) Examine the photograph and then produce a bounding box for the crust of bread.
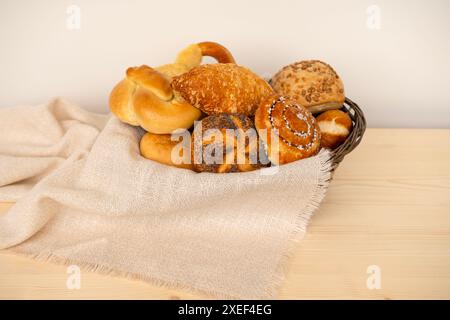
[155,63,191,79]
[271,60,345,114]
[157,42,235,79]
[197,42,236,64]
[174,44,203,70]
[140,132,193,170]
[307,101,344,114]
[133,87,201,134]
[126,66,173,101]
[109,79,138,125]
[255,95,321,165]
[172,64,273,116]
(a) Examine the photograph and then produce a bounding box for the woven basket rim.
[328,97,366,170]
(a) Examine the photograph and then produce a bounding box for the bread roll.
[254,95,321,165]
[140,132,194,170]
[172,64,273,116]
[316,109,352,149]
[271,60,345,114]
[110,65,202,134]
[191,114,267,173]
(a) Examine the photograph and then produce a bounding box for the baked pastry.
[316,109,352,149]
[270,60,345,114]
[172,64,273,116]
[140,132,193,170]
[156,41,235,79]
[110,42,236,133]
[191,114,267,173]
[109,65,202,133]
[254,95,321,165]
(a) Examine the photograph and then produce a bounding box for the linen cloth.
[0,98,331,299]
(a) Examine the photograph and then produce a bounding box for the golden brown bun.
[109,65,202,133]
[110,42,236,133]
[140,132,194,170]
[316,109,352,149]
[172,64,274,116]
[191,114,267,173]
[271,60,345,114]
[254,95,321,165]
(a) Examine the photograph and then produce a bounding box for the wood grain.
[1,128,449,299]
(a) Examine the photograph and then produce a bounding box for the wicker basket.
[328,97,366,171]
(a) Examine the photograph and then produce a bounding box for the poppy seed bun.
[191,113,267,173]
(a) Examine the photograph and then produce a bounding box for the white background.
[0,0,449,128]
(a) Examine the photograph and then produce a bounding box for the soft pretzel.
[110,42,236,133]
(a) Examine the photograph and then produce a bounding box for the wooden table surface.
[1,128,449,299]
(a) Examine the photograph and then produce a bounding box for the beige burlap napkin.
[0,98,332,299]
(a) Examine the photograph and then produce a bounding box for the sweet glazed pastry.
[110,42,236,133]
[140,132,193,170]
[171,64,273,116]
[191,114,267,173]
[316,109,352,149]
[254,95,321,165]
[270,60,345,114]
